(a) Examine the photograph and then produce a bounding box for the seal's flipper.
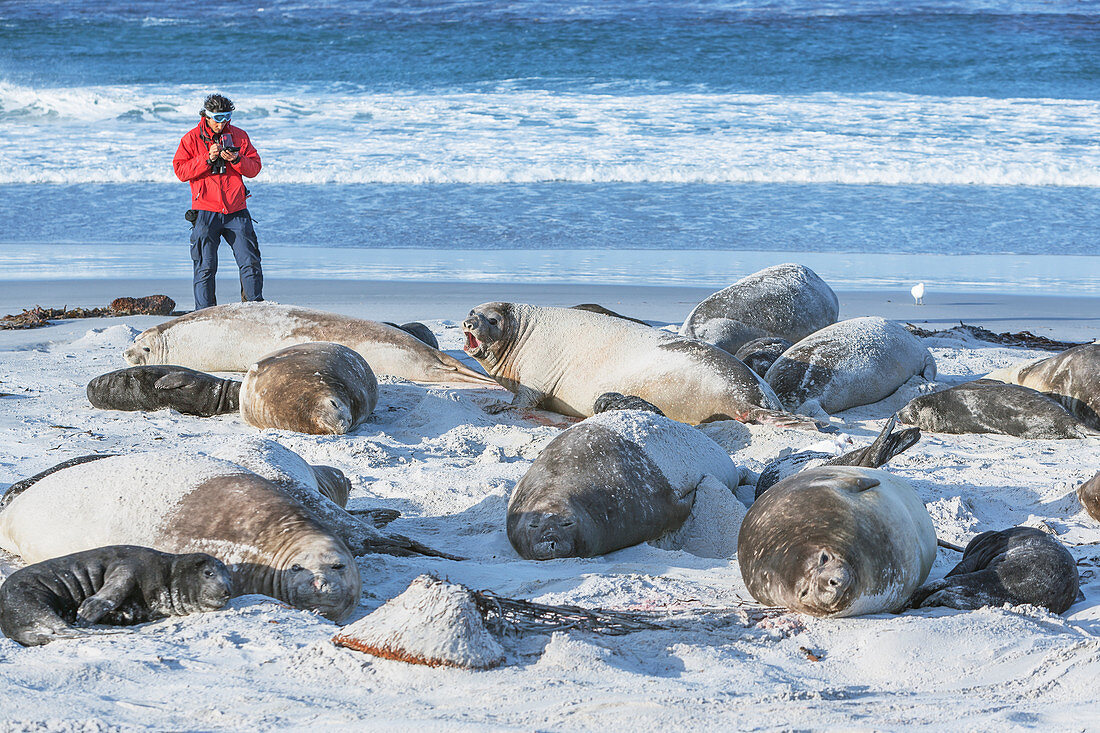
[744,408,822,432]
[592,392,665,416]
[827,416,921,469]
[154,372,196,391]
[347,507,401,528]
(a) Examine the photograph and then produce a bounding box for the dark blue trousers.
[190,209,263,310]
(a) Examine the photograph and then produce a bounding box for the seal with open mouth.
[462,301,816,428]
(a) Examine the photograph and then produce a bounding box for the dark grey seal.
[506,407,743,560]
[755,416,921,499]
[680,263,839,344]
[898,379,1099,439]
[987,344,1100,430]
[592,392,665,416]
[910,527,1079,614]
[87,365,240,417]
[734,337,793,377]
[0,545,232,646]
[1079,471,1100,524]
[382,321,439,350]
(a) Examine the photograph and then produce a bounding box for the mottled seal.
[738,466,936,617]
[507,406,746,559]
[734,337,793,377]
[0,453,361,622]
[381,321,439,350]
[1079,471,1100,523]
[122,301,493,385]
[986,344,1100,430]
[680,264,839,344]
[0,546,231,646]
[240,342,378,435]
[898,379,1099,439]
[462,302,816,428]
[910,527,1079,614]
[87,365,240,417]
[754,416,921,499]
[0,442,455,621]
[764,316,937,415]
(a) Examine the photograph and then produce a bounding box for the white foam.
[5,82,1100,186]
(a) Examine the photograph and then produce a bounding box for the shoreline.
[2,277,1097,341]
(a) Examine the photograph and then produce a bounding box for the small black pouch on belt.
[184,209,198,227]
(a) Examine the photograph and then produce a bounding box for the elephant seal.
[0,546,232,646]
[507,406,746,560]
[764,317,937,415]
[680,264,839,343]
[755,416,921,499]
[898,379,1099,439]
[87,365,240,417]
[382,321,439,350]
[0,452,362,622]
[738,466,936,617]
[592,392,665,416]
[1079,471,1100,523]
[240,342,378,435]
[462,302,816,429]
[734,337,793,377]
[910,527,1079,614]
[986,344,1100,430]
[122,301,493,385]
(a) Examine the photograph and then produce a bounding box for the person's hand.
[219,149,238,162]
[208,143,222,162]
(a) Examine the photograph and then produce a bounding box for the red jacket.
[173,118,262,214]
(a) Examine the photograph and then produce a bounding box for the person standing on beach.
[173,94,263,310]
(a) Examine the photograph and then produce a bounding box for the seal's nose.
[462,316,478,331]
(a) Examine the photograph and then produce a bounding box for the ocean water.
[1,0,1098,291]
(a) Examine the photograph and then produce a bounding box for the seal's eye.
[559,520,574,527]
[331,563,345,570]
[143,347,151,352]
[291,564,304,572]
[204,569,215,578]
[819,552,829,565]
[488,317,498,326]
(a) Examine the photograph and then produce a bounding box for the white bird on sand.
[911,282,925,305]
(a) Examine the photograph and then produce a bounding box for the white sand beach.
[0,277,1098,730]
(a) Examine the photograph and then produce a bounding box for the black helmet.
[201,94,235,117]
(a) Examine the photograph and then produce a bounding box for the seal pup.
[986,344,1100,430]
[87,365,240,417]
[122,301,493,385]
[738,466,936,617]
[680,263,839,343]
[462,302,816,428]
[734,337,793,377]
[0,546,231,646]
[507,401,746,559]
[898,379,1099,439]
[382,321,439,349]
[754,416,921,499]
[239,342,378,435]
[0,453,363,622]
[764,316,937,415]
[910,527,1079,614]
[1079,471,1100,523]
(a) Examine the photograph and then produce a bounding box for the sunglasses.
[206,111,232,123]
